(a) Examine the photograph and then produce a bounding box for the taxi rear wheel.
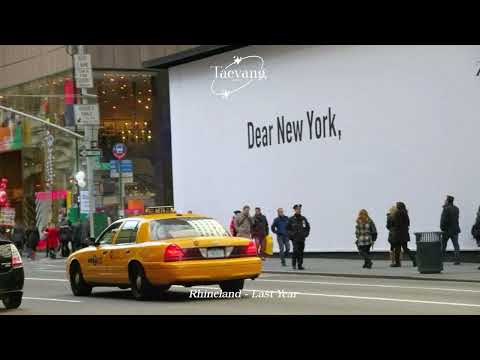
[70,263,92,297]
[219,279,245,293]
[129,263,153,301]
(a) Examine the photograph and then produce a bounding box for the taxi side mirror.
[90,237,97,246]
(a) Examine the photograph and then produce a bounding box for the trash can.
[414,232,444,274]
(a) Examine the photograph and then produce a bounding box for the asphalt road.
[3,257,480,315]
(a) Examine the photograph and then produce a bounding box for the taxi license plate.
[207,248,225,258]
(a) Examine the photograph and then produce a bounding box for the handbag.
[264,234,274,256]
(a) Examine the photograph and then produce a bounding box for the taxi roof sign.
[145,206,175,214]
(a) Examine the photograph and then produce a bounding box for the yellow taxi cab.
[66,207,262,300]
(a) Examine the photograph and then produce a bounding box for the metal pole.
[0,105,84,139]
[77,45,96,240]
[118,161,123,219]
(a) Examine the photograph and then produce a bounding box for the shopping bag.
[264,234,274,256]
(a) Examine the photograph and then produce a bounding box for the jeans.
[292,240,305,267]
[393,243,416,263]
[26,246,36,260]
[442,233,460,253]
[253,235,266,257]
[277,234,290,263]
[357,245,372,264]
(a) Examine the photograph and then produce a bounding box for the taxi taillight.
[164,244,185,262]
[244,240,258,256]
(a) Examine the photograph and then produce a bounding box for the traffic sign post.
[112,144,127,218]
[74,54,93,89]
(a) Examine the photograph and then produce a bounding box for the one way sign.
[74,104,100,126]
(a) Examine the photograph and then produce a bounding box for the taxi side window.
[98,222,122,245]
[115,221,139,245]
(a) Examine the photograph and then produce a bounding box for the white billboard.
[169,45,480,252]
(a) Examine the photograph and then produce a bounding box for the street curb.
[262,271,480,284]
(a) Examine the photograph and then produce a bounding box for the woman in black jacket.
[386,206,398,267]
[391,202,417,267]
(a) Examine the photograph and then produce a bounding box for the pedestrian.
[234,205,253,239]
[355,209,377,269]
[25,224,40,260]
[471,206,480,270]
[251,207,269,260]
[230,210,241,236]
[386,206,397,266]
[391,202,417,267]
[45,222,60,259]
[287,204,310,270]
[440,195,461,265]
[271,208,290,266]
[59,216,72,257]
[72,221,82,252]
[80,219,91,248]
[11,222,26,255]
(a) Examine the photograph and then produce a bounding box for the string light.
[145,105,149,110]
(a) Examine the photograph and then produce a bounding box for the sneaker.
[281,262,286,267]
[298,266,305,270]
[292,264,296,270]
[454,261,461,265]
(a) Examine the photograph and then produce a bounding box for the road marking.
[27,263,65,268]
[25,277,68,282]
[23,297,81,303]
[31,270,65,273]
[254,279,480,293]
[182,286,480,309]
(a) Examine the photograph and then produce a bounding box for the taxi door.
[109,220,140,284]
[84,221,122,283]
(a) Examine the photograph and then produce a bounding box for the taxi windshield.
[149,217,229,240]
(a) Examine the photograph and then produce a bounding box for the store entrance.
[0,150,23,225]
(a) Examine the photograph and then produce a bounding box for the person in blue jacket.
[271,208,290,266]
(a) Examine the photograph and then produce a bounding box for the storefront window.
[93,70,159,218]
[0,71,78,228]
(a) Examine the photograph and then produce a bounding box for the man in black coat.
[286,204,310,270]
[252,207,269,260]
[440,195,461,265]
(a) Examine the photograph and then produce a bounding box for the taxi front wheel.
[219,279,245,293]
[129,263,153,301]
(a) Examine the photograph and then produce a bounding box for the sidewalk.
[262,258,480,283]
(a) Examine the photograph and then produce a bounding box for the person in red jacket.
[230,210,241,236]
[45,223,60,259]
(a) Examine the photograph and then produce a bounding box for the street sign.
[99,162,110,171]
[85,149,102,157]
[74,104,100,126]
[79,190,89,214]
[74,54,93,88]
[109,160,133,172]
[112,143,127,160]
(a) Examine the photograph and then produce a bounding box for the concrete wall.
[0,45,198,89]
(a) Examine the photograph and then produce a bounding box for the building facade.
[0,45,199,231]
